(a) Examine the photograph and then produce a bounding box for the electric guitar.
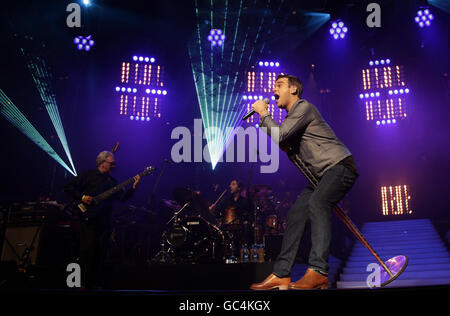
[77,166,155,219]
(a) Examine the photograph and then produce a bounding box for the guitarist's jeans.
[80,216,111,288]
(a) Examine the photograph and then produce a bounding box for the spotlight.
[130,116,134,120]
[162,90,167,95]
[139,56,143,61]
[133,56,138,61]
[415,8,433,27]
[150,58,155,63]
[82,0,91,6]
[275,62,280,67]
[115,87,120,92]
[207,29,225,46]
[264,62,269,66]
[258,61,263,66]
[74,35,95,51]
[330,20,347,40]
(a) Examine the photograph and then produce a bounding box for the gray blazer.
[260,98,351,178]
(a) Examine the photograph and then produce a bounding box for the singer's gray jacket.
[260,98,351,178]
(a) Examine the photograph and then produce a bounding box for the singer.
[249,74,359,290]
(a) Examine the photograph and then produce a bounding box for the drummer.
[209,179,254,244]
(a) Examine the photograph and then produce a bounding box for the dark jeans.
[273,164,358,277]
[79,218,110,288]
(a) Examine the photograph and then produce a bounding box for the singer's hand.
[252,100,269,116]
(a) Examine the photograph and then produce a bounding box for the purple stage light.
[146,89,150,93]
[208,29,225,46]
[150,57,155,63]
[115,87,120,92]
[415,8,433,27]
[330,20,347,40]
[359,94,364,99]
[162,90,167,95]
[258,61,263,66]
[130,116,134,120]
[133,56,138,61]
[264,62,269,66]
[275,62,280,67]
[139,56,143,61]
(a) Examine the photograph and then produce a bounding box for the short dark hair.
[276,74,303,97]
[231,179,243,189]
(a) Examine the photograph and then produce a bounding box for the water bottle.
[251,244,259,262]
[257,244,265,262]
[242,244,250,262]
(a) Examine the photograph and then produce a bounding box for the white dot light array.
[207,29,225,47]
[415,8,434,28]
[329,20,348,40]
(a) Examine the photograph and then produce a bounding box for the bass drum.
[166,216,225,262]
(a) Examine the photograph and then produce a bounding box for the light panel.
[116,56,166,121]
[381,185,412,216]
[360,59,409,126]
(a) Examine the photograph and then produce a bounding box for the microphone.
[242,98,270,120]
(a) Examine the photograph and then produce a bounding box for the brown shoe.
[250,273,291,291]
[289,268,328,290]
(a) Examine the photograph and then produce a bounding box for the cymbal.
[161,199,180,210]
[173,187,196,205]
[248,185,272,198]
[173,187,209,211]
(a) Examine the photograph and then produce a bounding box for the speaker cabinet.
[1,225,43,265]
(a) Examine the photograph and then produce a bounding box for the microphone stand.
[288,152,408,287]
[146,160,170,210]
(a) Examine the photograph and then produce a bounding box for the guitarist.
[63,151,141,289]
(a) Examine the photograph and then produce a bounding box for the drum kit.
[151,185,294,264]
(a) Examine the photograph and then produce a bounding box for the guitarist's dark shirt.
[63,169,135,221]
